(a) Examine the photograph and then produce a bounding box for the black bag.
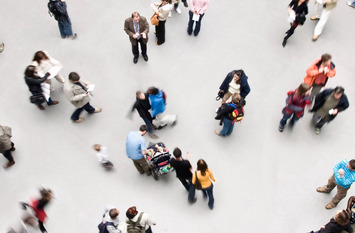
[193,171,202,190]
[48,0,60,20]
[295,12,306,25]
[30,94,45,104]
[215,90,224,100]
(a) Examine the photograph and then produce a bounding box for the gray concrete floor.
[1,0,355,232]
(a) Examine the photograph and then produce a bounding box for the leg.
[178,177,191,191]
[62,18,73,37]
[58,21,66,38]
[139,39,147,56]
[83,102,96,114]
[205,184,214,209]
[193,13,205,36]
[47,97,53,105]
[145,226,153,233]
[135,157,151,175]
[38,220,47,233]
[282,23,298,47]
[133,159,145,174]
[280,112,293,127]
[314,8,331,37]
[323,174,337,192]
[331,185,350,206]
[221,91,232,104]
[71,107,84,121]
[289,114,300,126]
[132,43,139,58]
[188,185,196,203]
[54,74,65,84]
[226,123,235,136]
[160,113,177,126]
[142,117,154,134]
[157,20,166,45]
[310,84,323,99]
[315,116,329,130]
[187,11,194,35]
[220,118,232,136]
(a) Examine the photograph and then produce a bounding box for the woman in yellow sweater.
[188,159,216,210]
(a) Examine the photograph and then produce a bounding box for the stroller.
[145,142,174,180]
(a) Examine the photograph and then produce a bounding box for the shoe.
[156,41,164,45]
[316,187,329,193]
[50,100,59,105]
[325,202,336,210]
[142,54,148,61]
[278,123,284,132]
[3,161,15,169]
[187,28,192,36]
[157,124,167,130]
[0,42,4,53]
[94,108,102,113]
[172,120,177,126]
[189,198,197,204]
[38,105,45,110]
[183,1,188,7]
[152,125,158,130]
[282,39,287,47]
[133,56,138,64]
[312,35,319,41]
[347,2,355,7]
[74,117,84,123]
[215,129,221,136]
[209,205,214,210]
[69,33,77,39]
[148,133,159,139]
[315,128,321,135]
[310,16,320,21]
[193,32,199,36]
[168,11,172,17]
[175,7,182,14]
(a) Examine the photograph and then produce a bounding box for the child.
[93,144,114,169]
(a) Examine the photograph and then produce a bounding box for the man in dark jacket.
[52,0,77,39]
[130,91,158,139]
[311,86,349,135]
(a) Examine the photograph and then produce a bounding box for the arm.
[25,73,50,84]
[142,17,149,34]
[333,161,354,187]
[306,63,321,77]
[199,0,209,14]
[208,169,216,182]
[327,65,336,78]
[107,225,121,233]
[145,213,157,226]
[240,76,250,99]
[124,19,135,38]
[334,95,349,113]
[219,72,233,92]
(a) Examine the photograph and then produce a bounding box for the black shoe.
[187,28,192,36]
[133,56,138,64]
[157,124,167,130]
[183,1,188,7]
[279,123,284,132]
[142,54,148,61]
[189,198,197,204]
[282,39,287,47]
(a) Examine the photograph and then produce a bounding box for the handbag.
[215,90,224,101]
[150,12,159,26]
[193,171,202,190]
[30,94,45,104]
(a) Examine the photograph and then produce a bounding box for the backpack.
[227,103,244,123]
[161,90,167,104]
[47,0,60,20]
[126,212,145,233]
[97,221,115,233]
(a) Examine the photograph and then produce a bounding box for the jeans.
[187,11,205,36]
[58,18,73,38]
[220,118,234,136]
[178,177,192,191]
[71,102,95,121]
[132,38,147,57]
[188,184,214,209]
[142,117,154,134]
[280,112,300,126]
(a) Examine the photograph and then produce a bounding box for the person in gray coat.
[0,125,16,169]
[64,72,102,123]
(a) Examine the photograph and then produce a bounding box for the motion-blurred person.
[126,206,156,233]
[311,0,338,41]
[48,0,77,39]
[64,72,102,123]
[218,69,250,104]
[124,12,149,64]
[278,83,311,132]
[24,65,59,110]
[316,159,355,209]
[151,0,173,45]
[170,147,193,191]
[348,1,355,8]
[0,42,4,53]
[282,0,308,47]
[308,209,352,233]
[98,207,121,233]
[310,86,349,135]
[187,0,210,36]
[0,124,16,169]
[93,144,113,170]
[6,205,38,233]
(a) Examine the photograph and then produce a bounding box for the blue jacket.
[333,159,355,188]
[219,70,251,99]
[149,91,165,118]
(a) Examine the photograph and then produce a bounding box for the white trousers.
[314,4,332,36]
[153,112,177,127]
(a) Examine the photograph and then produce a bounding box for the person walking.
[317,159,355,210]
[151,0,173,45]
[0,124,16,169]
[311,0,338,41]
[24,65,59,110]
[129,91,158,139]
[278,83,311,132]
[308,209,352,233]
[126,125,151,176]
[0,42,4,53]
[282,0,309,47]
[63,72,102,123]
[93,144,114,169]
[49,0,77,39]
[218,69,250,104]
[187,0,210,36]
[304,53,336,100]
[310,86,349,135]
[126,206,156,233]
[188,159,216,210]
[172,0,188,15]
[170,147,193,191]
[124,12,149,64]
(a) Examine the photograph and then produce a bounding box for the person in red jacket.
[279,83,311,132]
[304,53,336,100]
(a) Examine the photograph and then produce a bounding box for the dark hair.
[24,65,36,77]
[197,159,208,176]
[334,210,350,226]
[163,0,172,3]
[109,209,119,219]
[334,86,345,95]
[32,51,49,64]
[126,206,138,219]
[232,70,244,84]
[131,12,140,18]
[296,0,309,3]
[173,147,182,158]
[297,83,310,96]
[321,53,332,63]
[231,93,241,105]
[40,188,53,201]
[147,87,159,95]
[139,125,148,132]
[68,72,80,82]
[349,160,355,170]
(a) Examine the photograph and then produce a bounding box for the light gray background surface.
[0,0,354,232]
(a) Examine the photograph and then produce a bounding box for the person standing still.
[187,0,210,36]
[151,0,173,45]
[51,0,77,39]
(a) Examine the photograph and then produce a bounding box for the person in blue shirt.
[126,125,151,176]
[317,159,355,209]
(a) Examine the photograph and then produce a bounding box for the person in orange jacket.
[304,53,336,100]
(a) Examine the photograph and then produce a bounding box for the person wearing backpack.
[48,0,77,39]
[98,207,121,233]
[215,94,244,137]
[126,206,156,233]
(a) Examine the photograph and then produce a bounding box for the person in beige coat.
[64,72,102,123]
[311,0,338,41]
[151,0,173,45]
[0,125,16,169]
[124,12,149,64]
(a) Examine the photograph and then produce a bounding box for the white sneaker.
[175,7,182,14]
[168,11,172,17]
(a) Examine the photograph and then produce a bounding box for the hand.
[133,33,139,39]
[332,108,338,115]
[141,33,146,39]
[83,92,89,97]
[85,82,91,86]
[186,152,191,160]
[338,169,345,178]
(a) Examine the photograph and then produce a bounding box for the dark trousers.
[156,20,166,45]
[71,102,95,121]
[145,226,153,233]
[280,112,300,126]
[38,220,47,233]
[284,22,299,42]
[188,184,214,209]
[142,117,154,134]
[58,18,73,38]
[178,177,192,191]
[132,38,147,57]
[2,142,15,162]
[187,11,205,36]
[313,113,330,129]
[132,157,151,175]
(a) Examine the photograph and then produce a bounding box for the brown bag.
[193,171,203,190]
[150,12,159,26]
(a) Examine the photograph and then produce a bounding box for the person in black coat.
[310,86,349,135]
[24,65,59,110]
[309,209,353,233]
[218,69,250,104]
[130,91,158,139]
[282,0,309,47]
